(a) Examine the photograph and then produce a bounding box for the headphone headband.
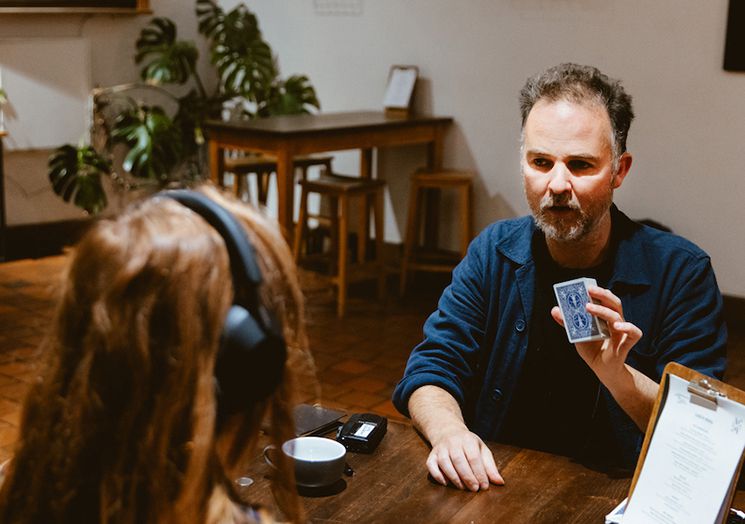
[157,189,287,412]
[160,190,262,311]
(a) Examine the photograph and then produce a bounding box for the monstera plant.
[48,0,320,214]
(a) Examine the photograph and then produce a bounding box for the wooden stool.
[293,173,386,317]
[223,152,333,205]
[400,169,474,295]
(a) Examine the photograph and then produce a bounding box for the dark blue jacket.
[392,206,727,465]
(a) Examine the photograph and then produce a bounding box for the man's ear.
[612,152,633,189]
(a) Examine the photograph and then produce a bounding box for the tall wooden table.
[244,420,635,523]
[204,111,453,238]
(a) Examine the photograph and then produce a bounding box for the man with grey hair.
[393,63,726,491]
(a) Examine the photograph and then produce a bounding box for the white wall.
[2,1,744,298]
[233,0,745,298]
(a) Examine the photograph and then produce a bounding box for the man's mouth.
[544,205,576,213]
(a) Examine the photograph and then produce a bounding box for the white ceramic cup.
[264,436,347,488]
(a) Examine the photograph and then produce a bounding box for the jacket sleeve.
[652,254,727,381]
[392,230,491,417]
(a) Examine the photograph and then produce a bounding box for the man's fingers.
[480,443,505,486]
[429,448,463,489]
[614,321,642,352]
[586,302,623,326]
[551,306,564,326]
[462,438,489,490]
[449,446,482,491]
[426,450,449,486]
[588,286,623,311]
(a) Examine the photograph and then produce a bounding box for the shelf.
[0,0,149,14]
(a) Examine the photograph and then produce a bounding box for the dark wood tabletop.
[204,111,453,137]
[243,420,633,523]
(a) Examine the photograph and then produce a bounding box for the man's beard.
[527,188,613,242]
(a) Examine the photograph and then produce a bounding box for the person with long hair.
[0,185,315,523]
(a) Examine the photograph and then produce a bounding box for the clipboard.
[625,362,745,523]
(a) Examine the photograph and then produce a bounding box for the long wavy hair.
[0,186,313,523]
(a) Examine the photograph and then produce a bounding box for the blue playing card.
[553,278,608,343]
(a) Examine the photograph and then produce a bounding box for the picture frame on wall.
[724,0,745,71]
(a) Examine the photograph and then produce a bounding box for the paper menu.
[623,374,745,524]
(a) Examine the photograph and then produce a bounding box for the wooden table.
[244,420,634,523]
[204,111,453,238]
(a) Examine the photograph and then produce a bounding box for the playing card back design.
[553,278,608,343]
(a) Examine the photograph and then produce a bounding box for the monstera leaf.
[136,17,199,86]
[48,145,111,215]
[110,104,183,182]
[196,0,277,101]
[174,89,226,156]
[258,75,321,118]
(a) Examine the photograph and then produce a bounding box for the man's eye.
[568,160,592,171]
[532,158,552,169]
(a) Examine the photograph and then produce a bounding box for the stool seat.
[222,153,333,205]
[294,173,386,317]
[410,169,474,185]
[400,169,474,295]
[224,153,333,174]
[299,173,386,194]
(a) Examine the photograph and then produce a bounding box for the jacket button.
[515,319,526,332]
[491,388,503,402]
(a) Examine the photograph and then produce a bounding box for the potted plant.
[48,0,320,214]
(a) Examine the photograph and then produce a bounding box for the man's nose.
[547,163,572,194]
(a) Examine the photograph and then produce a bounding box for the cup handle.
[263,445,278,469]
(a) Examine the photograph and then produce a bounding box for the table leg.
[360,148,373,260]
[275,148,295,242]
[208,140,225,186]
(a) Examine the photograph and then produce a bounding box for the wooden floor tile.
[330,359,373,375]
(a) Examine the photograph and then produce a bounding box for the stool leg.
[329,196,339,275]
[293,186,309,263]
[374,188,386,301]
[357,193,368,264]
[257,171,270,205]
[461,183,473,258]
[337,194,349,317]
[423,188,441,249]
[228,172,240,199]
[400,182,421,297]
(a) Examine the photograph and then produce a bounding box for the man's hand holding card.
[551,279,643,384]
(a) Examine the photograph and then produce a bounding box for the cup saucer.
[296,478,346,498]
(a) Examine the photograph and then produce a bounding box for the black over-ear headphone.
[159,190,287,418]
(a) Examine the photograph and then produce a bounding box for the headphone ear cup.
[215,305,287,417]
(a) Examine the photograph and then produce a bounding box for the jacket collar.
[495,205,653,288]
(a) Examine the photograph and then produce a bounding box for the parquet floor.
[0,254,448,462]
[1,255,743,467]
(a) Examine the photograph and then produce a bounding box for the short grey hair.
[519,63,634,170]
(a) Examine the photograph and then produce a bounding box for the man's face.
[521,98,628,242]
